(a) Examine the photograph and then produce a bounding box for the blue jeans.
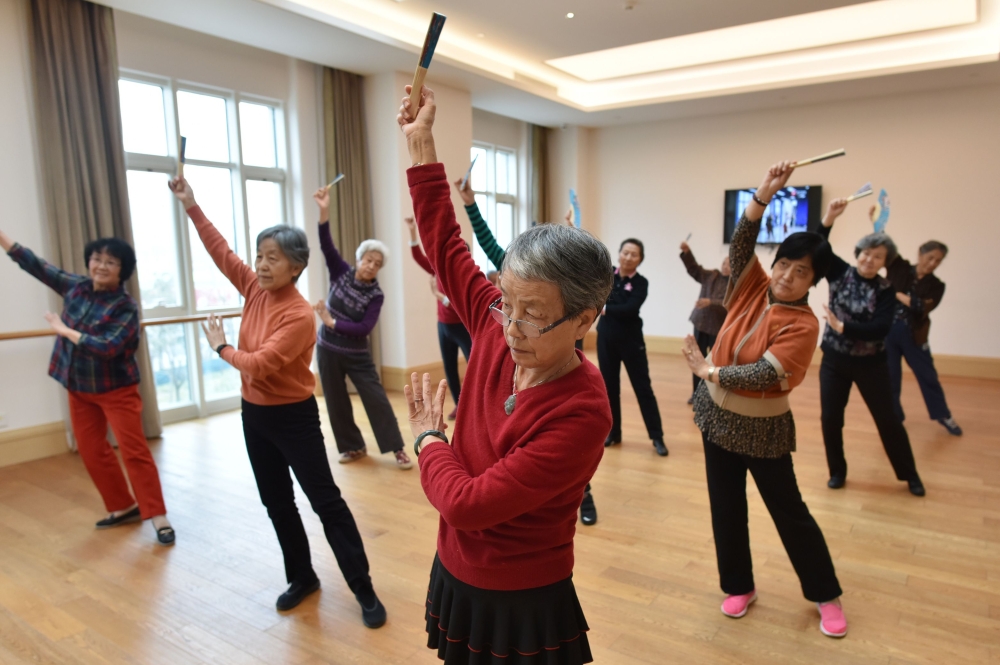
[885,319,952,422]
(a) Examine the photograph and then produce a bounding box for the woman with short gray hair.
[817,198,924,496]
[398,85,612,665]
[169,177,386,625]
[312,187,409,469]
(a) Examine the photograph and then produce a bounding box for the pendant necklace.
[504,356,576,416]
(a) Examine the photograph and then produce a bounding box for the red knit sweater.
[408,163,611,591]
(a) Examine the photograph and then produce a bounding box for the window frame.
[118,70,290,422]
[470,141,519,272]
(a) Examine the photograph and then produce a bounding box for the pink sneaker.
[817,601,847,638]
[720,591,757,618]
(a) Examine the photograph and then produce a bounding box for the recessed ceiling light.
[566,12,575,18]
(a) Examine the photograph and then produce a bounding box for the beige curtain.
[530,124,549,226]
[322,67,382,377]
[28,0,162,438]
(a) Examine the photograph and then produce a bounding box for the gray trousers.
[316,344,405,455]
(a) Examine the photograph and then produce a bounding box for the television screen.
[723,185,823,244]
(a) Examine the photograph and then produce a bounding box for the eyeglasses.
[88,256,121,269]
[488,297,573,339]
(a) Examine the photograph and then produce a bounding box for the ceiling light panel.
[546,0,978,81]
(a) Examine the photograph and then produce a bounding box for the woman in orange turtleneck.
[168,176,385,627]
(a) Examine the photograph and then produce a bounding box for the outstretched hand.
[403,372,449,440]
[313,300,335,328]
[313,187,331,223]
[397,85,436,139]
[822,304,845,333]
[679,241,691,253]
[755,161,796,203]
[822,198,849,227]
[0,229,14,253]
[200,314,227,349]
[168,177,196,209]
[682,335,710,380]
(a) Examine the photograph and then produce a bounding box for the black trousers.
[241,397,373,595]
[597,330,663,440]
[438,321,472,406]
[702,434,842,602]
[885,320,952,422]
[316,345,405,454]
[692,328,718,394]
[819,352,918,481]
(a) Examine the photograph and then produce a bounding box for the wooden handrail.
[0,310,242,342]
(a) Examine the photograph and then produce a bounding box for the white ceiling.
[99,0,1000,128]
[376,0,872,62]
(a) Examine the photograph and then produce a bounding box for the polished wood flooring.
[0,353,998,664]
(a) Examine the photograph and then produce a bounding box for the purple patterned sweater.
[317,222,384,354]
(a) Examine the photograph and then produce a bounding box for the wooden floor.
[1,352,998,664]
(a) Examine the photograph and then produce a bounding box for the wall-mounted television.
[723,185,823,244]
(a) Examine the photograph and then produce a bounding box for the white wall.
[364,73,473,372]
[580,83,1000,358]
[0,0,68,432]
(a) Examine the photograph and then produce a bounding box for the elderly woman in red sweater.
[168,177,385,627]
[398,86,613,664]
[682,162,848,638]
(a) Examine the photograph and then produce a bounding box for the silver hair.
[256,225,309,282]
[854,232,898,265]
[355,239,389,263]
[502,224,613,317]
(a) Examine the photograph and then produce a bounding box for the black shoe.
[686,395,694,405]
[356,590,386,628]
[937,418,963,436]
[604,434,621,447]
[276,578,320,611]
[652,438,668,457]
[95,506,141,529]
[907,477,926,497]
[580,492,597,526]
[156,526,176,547]
[827,475,846,489]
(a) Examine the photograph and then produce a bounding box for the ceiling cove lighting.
[546,0,979,81]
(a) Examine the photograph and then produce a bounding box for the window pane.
[146,324,192,408]
[246,180,283,248]
[496,202,514,252]
[470,147,488,192]
[119,80,167,156]
[495,151,509,195]
[126,171,183,309]
[200,317,242,400]
[184,165,241,310]
[471,193,493,271]
[239,102,277,168]
[177,91,230,163]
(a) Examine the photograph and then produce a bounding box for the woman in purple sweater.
[312,188,409,469]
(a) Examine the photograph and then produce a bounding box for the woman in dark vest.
[598,238,667,457]
[680,240,730,403]
[817,199,924,496]
[312,187,410,470]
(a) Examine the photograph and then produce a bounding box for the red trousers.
[68,384,167,519]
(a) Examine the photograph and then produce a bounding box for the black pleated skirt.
[425,555,593,665]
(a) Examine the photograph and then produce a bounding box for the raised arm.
[406,217,435,275]
[729,162,797,279]
[400,86,498,337]
[4,240,83,296]
[816,198,851,281]
[312,187,351,283]
[679,242,708,284]
[455,177,506,269]
[169,177,256,296]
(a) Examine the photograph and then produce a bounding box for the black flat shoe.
[95,506,141,529]
[156,526,176,547]
[580,492,597,526]
[827,475,846,489]
[937,418,963,436]
[604,434,621,447]
[907,477,926,497]
[652,438,668,457]
[276,578,320,611]
[356,590,386,628]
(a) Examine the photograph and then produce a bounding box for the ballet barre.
[0,310,243,342]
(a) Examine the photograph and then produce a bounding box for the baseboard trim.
[0,422,70,468]
[586,332,999,380]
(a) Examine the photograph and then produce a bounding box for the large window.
[118,73,287,421]
[469,142,518,271]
